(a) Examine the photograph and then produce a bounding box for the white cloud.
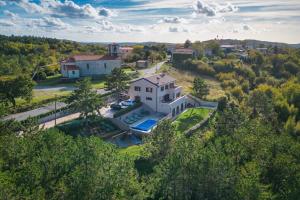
[27,17,69,30]
[168,25,189,33]
[243,24,252,31]
[0,19,15,26]
[11,0,45,13]
[4,10,18,18]
[160,17,185,24]
[11,0,115,19]
[194,0,217,17]
[98,8,115,17]
[193,0,238,17]
[0,1,6,6]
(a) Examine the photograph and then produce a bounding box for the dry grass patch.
[164,67,225,101]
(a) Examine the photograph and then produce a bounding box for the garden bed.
[56,117,121,138]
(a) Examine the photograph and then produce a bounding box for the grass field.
[37,68,137,89]
[15,90,71,107]
[159,64,225,101]
[37,74,106,89]
[173,108,212,132]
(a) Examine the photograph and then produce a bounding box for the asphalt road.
[4,61,165,122]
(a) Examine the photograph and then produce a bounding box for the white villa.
[128,73,187,117]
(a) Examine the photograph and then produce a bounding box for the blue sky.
[0,0,300,43]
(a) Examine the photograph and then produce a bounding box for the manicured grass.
[173,108,212,132]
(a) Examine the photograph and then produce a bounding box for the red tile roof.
[63,54,120,62]
[173,48,194,54]
[144,73,175,86]
[66,65,79,70]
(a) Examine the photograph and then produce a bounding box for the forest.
[0,36,300,199]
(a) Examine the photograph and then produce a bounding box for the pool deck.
[129,113,165,135]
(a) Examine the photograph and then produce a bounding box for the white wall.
[67,70,80,78]
[128,79,159,112]
[77,60,121,76]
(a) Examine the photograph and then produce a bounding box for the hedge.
[113,102,143,118]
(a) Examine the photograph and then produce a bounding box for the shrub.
[113,102,143,118]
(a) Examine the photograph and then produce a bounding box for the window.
[104,63,107,69]
[86,64,90,70]
[146,87,153,93]
[172,108,175,117]
[72,71,75,75]
[165,85,169,90]
[181,103,184,111]
[134,86,141,91]
[63,65,66,70]
[170,83,174,88]
[161,86,164,91]
[176,92,180,98]
[146,97,152,101]
[176,106,179,114]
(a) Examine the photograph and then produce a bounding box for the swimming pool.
[132,119,157,132]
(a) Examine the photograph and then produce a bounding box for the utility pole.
[54,94,57,126]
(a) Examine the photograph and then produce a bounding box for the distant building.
[171,48,196,67]
[108,43,133,60]
[136,60,149,68]
[61,54,121,79]
[204,48,213,57]
[119,47,134,60]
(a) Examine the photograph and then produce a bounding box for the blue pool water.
[132,119,157,132]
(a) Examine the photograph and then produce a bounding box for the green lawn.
[37,74,107,89]
[173,108,212,132]
[16,91,71,106]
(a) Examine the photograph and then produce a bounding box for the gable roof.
[132,73,175,86]
[62,54,120,62]
[173,48,194,55]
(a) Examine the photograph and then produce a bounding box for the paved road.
[34,86,75,91]
[5,61,165,122]
[4,102,67,122]
[138,61,165,77]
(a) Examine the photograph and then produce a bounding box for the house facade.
[128,73,186,117]
[61,54,121,79]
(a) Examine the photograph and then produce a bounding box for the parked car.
[110,104,122,110]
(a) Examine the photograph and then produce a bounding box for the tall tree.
[193,77,209,99]
[0,75,34,107]
[184,39,192,48]
[105,68,130,102]
[67,78,103,120]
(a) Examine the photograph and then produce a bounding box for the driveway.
[138,61,166,77]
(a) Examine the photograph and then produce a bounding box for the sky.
[0,0,300,43]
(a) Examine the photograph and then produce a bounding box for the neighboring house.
[128,73,186,117]
[61,55,121,79]
[119,47,133,59]
[108,43,133,60]
[136,60,149,68]
[204,48,213,57]
[171,48,196,68]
